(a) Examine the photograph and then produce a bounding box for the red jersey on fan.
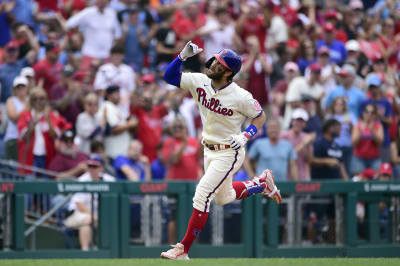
[162,137,200,180]
[132,104,168,162]
[33,59,63,96]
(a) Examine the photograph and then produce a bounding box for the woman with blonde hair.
[17,87,70,175]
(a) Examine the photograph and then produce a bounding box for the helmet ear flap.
[205,57,215,69]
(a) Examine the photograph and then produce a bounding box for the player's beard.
[206,69,225,81]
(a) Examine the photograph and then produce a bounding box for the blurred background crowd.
[0,0,400,184]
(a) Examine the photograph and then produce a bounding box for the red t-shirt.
[132,104,168,162]
[48,151,88,178]
[242,53,269,105]
[36,0,59,12]
[240,16,267,53]
[162,137,200,180]
[33,59,63,96]
[172,10,206,48]
[354,122,381,159]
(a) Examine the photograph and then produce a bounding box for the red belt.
[204,143,230,151]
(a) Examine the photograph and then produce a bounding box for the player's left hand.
[230,132,250,150]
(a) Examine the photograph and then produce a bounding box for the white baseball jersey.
[180,72,262,145]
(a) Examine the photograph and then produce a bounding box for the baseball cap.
[63,65,76,76]
[292,108,309,121]
[142,74,155,83]
[61,130,75,141]
[5,40,19,51]
[106,85,120,95]
[345,40,360,52]
[350,0,363,9]
[361,168,376,180]
[309,62,322,72]
[325,10,338,20]
[367,74,382,87]
[13,76,28,87]
[318,46,330,55]
[379,163,392,175]
[21,67,35,78]
[284,62,299,73]
[87,154,105,167]
[372,54,384,63]
[338,64,356,76]
[323,23,335,32]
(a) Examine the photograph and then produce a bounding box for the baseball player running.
[161,41,282,260]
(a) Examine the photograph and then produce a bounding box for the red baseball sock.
[233,180,266,200]
[180,208,209,253]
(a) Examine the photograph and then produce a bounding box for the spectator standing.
[284,62,324,129]
[33,43,63,96]
[50,65,84,125]
[65,0,122,70]
[325,64,365,124]
[76,93,104,155]
[17,87,70,174]
[198,7,237,60]
[162,118,201,181]
[155,10,178,68]
[4,76,29,161]
[48,130,88,180]
[241,35,272,110]
[131,89,169,162]
[20,67,36,90]
[316,23,347,65]
[98,85,137,159]
[281,108,314,181]
[359,75,393,163]
[390,128,400,180]
[246,119,298,181]
[351,104,384,174]
[377,18,400,68]
[122,7,149,72]
[63,154,115,251]
[302,94,323,136]
[0,40,36,103]
[326,97,353,176]
[113,140,151,181]
[311,119,348,180]
[94,44,135,119]
[172,1,206,72]
[235,0,271,53]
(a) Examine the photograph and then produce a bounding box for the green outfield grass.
[1,258,400,266]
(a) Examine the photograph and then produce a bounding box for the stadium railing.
[0,179,399,258]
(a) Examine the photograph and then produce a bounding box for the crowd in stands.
[1,0,400,185]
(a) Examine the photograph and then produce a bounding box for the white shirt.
[200,19,236,60]
[68,172,116,214]
[32,110,47,156]
[97,101,131,158]
[76,111,103,154]
[283,76,324,129]
[94,62,135,118]
[66,6,122,59]
[180,73,262,145]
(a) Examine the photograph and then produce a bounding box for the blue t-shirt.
[248,138,296,181]
[11,0,36,28]
[0,12,11,46]
[124,23,148,71]
[316,40,347,65]
[0,58,28,103]
[311,136,343,180]
[151,158,166,180]
[325,85,366,123]
[113,156,146,181]
[359,98,393,147]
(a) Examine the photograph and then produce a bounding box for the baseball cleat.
[160,243,190,260]
[258,169,282,204]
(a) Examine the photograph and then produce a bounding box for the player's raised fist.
[179,41,203,61]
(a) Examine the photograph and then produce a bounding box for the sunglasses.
[33,97,46,101]
[88,164,100,168]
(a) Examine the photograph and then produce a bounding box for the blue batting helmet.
[205,49,242,75]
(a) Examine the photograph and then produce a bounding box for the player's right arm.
[164,41,203,87]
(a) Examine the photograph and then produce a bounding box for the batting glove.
[179,41,203,61]
[230,132,250,150]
